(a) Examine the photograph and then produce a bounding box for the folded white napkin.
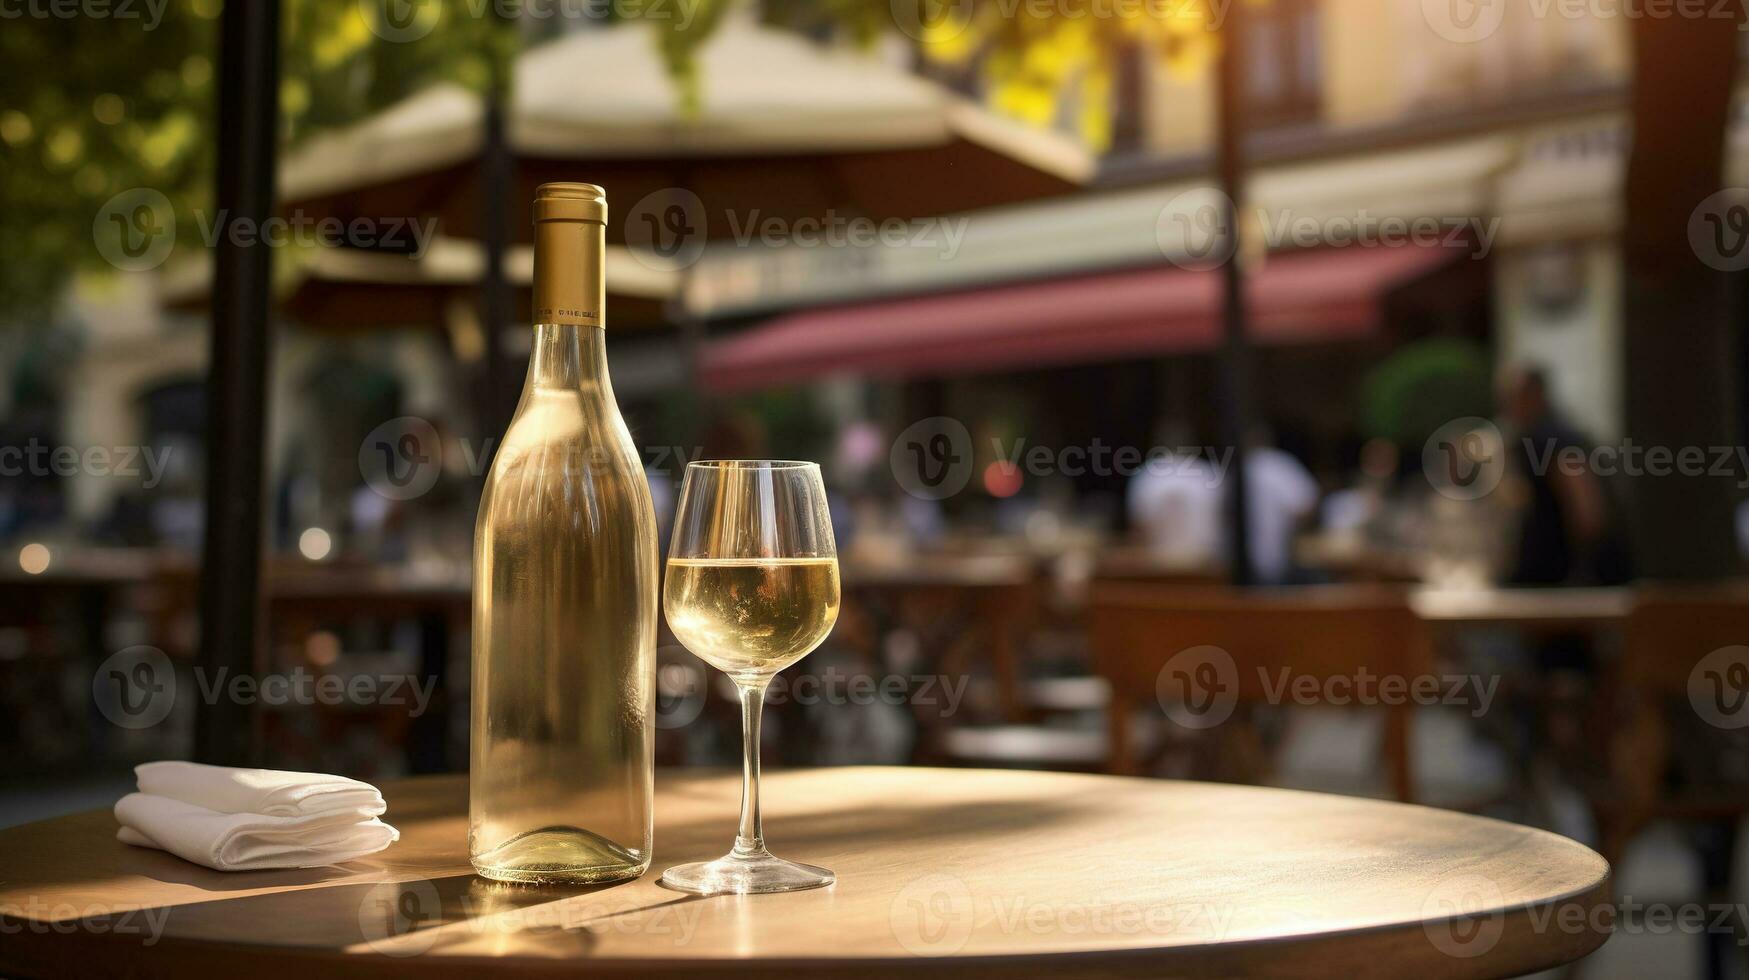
[134,761,387,819]
[115,763,399,872]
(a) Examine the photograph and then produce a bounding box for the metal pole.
[1215,0,1255,587]
[195,0,281,764]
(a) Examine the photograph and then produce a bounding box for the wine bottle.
[469,183,657,884]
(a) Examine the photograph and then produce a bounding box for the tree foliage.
[0,0,515,320]
[771,0,1221,148]
[2,0,1205,320]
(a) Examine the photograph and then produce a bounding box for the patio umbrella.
[278,14,1094,433]
[277,16,1095,246]
[159,238,676,332]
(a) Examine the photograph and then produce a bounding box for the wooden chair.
[1089,584,1431,801]
[1596,584,1749,866]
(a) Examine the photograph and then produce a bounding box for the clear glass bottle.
[469,183,657,884]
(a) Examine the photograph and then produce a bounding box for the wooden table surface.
[0,768,1609,978]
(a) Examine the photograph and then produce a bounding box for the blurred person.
[1127,424,1320,583]
[832,420,886,486]
[1498,366,1630,586]
[1494,369,1631,834]
[897,493,947,545]
[1127,422,1221,565]
[1315,437,1435,582]
[1322,437,1399,538]
[1235,429,1321,585]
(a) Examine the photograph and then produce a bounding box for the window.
[1246,0,1322,128]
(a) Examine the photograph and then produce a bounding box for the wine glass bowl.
[664,556,841,678]
[659,460,840,895]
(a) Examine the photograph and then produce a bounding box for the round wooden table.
[0,768,1609,978]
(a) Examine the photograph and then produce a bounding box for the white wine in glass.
[659,461,840,894]
[664,558,840,677]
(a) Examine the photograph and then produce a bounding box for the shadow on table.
[67,871,680,956]
[131,856,361,892]
[651,792,1084,865]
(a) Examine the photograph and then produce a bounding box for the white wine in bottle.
[469,183,657,884]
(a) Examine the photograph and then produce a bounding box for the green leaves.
[2,0,1165,319]
[651,0,732,114]
[0,0,516,320]
[1,5,213,315]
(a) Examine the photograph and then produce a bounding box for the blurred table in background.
[263,561,469,623]
[0,544,1646,784]
[0,545,166,654]
[0,545,162,589]
[0,547,191,768]
[841,552,1037,726]
[1410,587,1631,633]
[0,767,1611,978]
[259,560,470,776]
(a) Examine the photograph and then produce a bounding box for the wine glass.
[659,460,840,894]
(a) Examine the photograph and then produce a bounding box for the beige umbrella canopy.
[159,238,677,332]
[278,16,1095,243]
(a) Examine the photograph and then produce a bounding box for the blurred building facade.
[32,6,1683,533]
[688,3,1684,455]
[1138,0,1632,440]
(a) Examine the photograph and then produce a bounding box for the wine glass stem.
[733,679,770,858]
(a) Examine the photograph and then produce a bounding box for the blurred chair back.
[1601,584,1749,863]
[1089,584,1429,801]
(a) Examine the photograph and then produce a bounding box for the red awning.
[700,244,1464,392]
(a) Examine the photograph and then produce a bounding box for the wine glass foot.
[659,850,834,895]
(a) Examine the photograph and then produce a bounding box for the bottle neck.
[526,210,608,394]
[532,217,605,329]
[525,322,609,391]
